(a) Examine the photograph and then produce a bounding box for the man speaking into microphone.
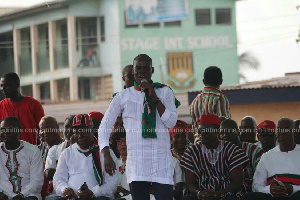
[99,54,178,200]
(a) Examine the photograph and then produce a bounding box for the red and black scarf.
[77,138,103,185]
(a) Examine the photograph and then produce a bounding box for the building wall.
[230,102,300,124]
[98,0,122,93]
[118,0,238,93]
[0,0,120,102]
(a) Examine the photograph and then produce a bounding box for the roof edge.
[0,1,69,23]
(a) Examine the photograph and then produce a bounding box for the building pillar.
[50,79,58,102]
[13,29,21,75]
[67,16,77,69]
[32,83,40,101]
[49,21,56,72]
[30,25,38,75]
[70,76,78,101]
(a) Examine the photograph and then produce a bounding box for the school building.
[0,0,239,104]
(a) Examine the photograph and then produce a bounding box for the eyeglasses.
[116,138,126,145]
[123,74,134,79]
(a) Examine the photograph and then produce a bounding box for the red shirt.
[0,96,45,145]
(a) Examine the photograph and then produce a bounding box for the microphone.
[141,79,149,95]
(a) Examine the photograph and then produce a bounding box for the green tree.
[238,52,260,83]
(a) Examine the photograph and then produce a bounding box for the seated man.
[109,115,124,159]
[294,119,300,145]
[240,116,258,143]
[113,128,130,199]
[0,116,44,200]
[220,119,264,193]
[181,114,248,200]
[170,120,190,160]
[255,120,278,152]
[38,116,64,162]
[89,112,104,138]
[242,118,300,200]
[169,120,189,200]
[110,64,135,102]
[44,115,75,194]
[53,114,118,200]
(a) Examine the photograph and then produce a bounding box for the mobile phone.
[274,178,285,186]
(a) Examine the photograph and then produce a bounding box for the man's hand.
[270,181,292,197]
[0,192,8,200]
[199,190,220,200]
[45,168,56,181]
[12,194,24,200]
[103,147,116,176]
[63,188,77,199]
[77,189,94,200]
[139,82,156,98]
[284,183,293,196]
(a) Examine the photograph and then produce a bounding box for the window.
[143,22,160,27]
[100,16,105,42]
[124,12,139,28]
[195,9,211,25]
[126,24,139,28]
[164,21,181,27]
[216,8,231,25]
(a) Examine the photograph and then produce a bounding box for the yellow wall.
[230,102,300,125]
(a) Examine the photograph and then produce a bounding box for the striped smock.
[180,140,248,197]
[241,142,264,193]
[190,86,230,130]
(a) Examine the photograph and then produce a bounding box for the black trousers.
[181,194,239,200]
[25,197,38,200]
[48,196,109,200]
[241,191,300,200]
[129,181,173,200]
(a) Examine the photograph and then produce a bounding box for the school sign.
[118,0,239,93]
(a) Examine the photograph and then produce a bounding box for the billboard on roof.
[125,0,189,25]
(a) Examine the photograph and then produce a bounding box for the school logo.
[167,52,196,90]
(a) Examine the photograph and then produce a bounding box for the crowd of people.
[0,54,299,200]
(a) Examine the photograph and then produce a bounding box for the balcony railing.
[37,39,50,73]
[37,52,50,73]
[55,47,69,69]
[76,36,99,67]
[19,55,32,75]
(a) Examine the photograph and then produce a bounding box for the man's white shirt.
[0,141,44,199]
[253,144,300,194]
[99,86,177,185]
[45,140,68,170]
[53,143,119,199]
